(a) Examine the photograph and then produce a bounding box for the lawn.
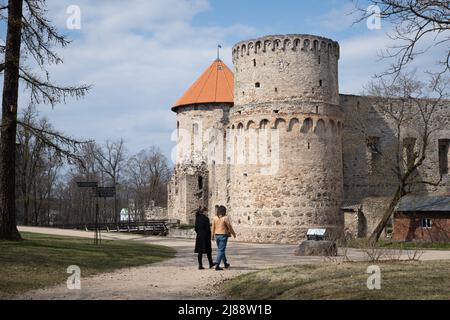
[343,239,450,250]
[224,261,450,300]
[0,232,176,298]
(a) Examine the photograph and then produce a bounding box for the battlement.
[232,34,340,61]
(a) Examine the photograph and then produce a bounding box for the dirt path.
[17,227,450,300]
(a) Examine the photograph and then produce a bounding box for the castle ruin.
[168,34,450,244]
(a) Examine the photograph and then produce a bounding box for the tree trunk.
[368,186,403,243]
[0,0,24,241]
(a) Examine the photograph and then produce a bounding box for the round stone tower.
[229,34,344,243]
[168,59,234,224]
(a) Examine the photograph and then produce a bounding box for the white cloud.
[30,0,256,161]
[314,2,357,32]
[13,0,444,161]
[339,29,445,94]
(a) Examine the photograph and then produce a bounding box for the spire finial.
[217,44,222,60]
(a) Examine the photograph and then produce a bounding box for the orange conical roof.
[172,59,234,111]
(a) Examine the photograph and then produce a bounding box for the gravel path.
[17,226,450,300]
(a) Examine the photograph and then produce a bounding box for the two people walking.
[194,206,236,271]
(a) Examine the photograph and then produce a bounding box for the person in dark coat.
[194,207,215,270]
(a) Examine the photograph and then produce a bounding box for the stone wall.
[144,201,168,220]
[228,34,343,243]
[168,103,232,224]
[233,34,340,106]
[341,94,450,205]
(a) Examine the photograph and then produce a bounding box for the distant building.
[120,208,134,222]
[393,195,450,242]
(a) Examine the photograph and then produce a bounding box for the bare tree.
[349,72,449,242]
[16,105,63,225]
[125,147,170,221]
[0,0,90,240]
[94,139,126,223]
[354,0,450,76]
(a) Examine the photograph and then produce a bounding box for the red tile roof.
[172,59,234,111]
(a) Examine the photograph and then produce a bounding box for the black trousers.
[198,252,213,267]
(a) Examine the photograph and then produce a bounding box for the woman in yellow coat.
[211,206,236,271]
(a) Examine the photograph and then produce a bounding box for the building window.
[253,59,256,67]
[403,138,417,170]
[198,176,203,191]
[255,82,260,88]
[318,56,321,65]
[193,123,199,136]
[367,136,381,173]
[422,218,432,229]
[319,80,323,87]
[439,139,450,175]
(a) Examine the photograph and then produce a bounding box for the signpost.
[76,181,98,188]
[97,187,116,198]
[76,181,116,245]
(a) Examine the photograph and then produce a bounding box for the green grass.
[343,239,450,250]
[224,261,450,300]
[0,232,176,298]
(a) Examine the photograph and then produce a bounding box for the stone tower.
[168,59,234,224]
[229,35,344,243]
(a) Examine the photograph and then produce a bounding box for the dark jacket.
[194,214,212,254]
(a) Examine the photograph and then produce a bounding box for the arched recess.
[301,118,313,134]
[274,118,287,129]
[273,39,281,51]
[283,39,291,51]
[260,119,270,130]
[303,39,310,50]
[329,120,337,137]
[236,123,245,164]
[288,118,300,132]
[255,41,261,53]
[313,40,319,51]
[263,40,271,52]
[246,120,258,165]
[247,42,254,55]
[315,119,326,136]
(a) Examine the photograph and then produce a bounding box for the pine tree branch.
[19,66,91,106]
[17,120,92,168]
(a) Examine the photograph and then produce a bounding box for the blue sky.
[1,0,443,163]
